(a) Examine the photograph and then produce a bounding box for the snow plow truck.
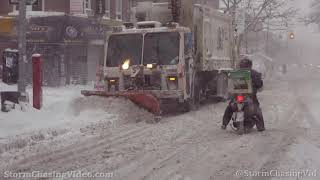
[81,0,238,121]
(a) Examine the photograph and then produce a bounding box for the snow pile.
[0,83,17,92]
[0,83,153,154]
[71,96,153,125]
[4,48,18,53]
[8,11,65,18]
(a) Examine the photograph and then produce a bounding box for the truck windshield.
[143,32,180,65]
[106,34,142,67]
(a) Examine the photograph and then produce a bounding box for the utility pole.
[18,0,27,95]
[266,6,271,55]
[286,22,288,53]
[266,18,269,55]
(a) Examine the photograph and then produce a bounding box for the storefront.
[0,17,17,79]
[25,15,115,86]
[0,15,122,86]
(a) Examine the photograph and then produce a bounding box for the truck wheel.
[181,100,192,112]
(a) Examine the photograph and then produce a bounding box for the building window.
[12,0,45,12]
[105,0,110,18]
[116,0,122,20]
[32,0,45,11]
[84,0,92,15]
[84,0,91,9]
[13,5,19,12]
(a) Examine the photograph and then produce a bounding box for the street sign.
[235,8,245,34]
[9,0,38,5]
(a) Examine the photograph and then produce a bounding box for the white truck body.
[193,5,235,71]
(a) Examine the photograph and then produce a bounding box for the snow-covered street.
[2,0,320,179]
[0,66,320,180]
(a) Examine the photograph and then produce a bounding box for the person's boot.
[221,124,227,130]
[257,127,265,132]
[255,107,265,132]
[256,119,265,132]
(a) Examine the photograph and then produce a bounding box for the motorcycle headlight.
[122,59,130,70]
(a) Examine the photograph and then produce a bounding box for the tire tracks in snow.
[92,108,228,180]
[108,116,219,180]
[254,83,320,180]
[176,83,302,180]
[1,124,153,173]
[110,108,263,180]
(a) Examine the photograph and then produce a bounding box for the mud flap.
[216,72,229,100]
[81,90,162,117]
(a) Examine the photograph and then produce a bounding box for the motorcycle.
[228,70,263,134]
[230,94,261,134]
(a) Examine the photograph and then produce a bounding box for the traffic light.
[289,32,295,39]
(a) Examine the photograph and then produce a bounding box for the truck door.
[184,32,193,96]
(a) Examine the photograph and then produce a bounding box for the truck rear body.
[193,5,235,71]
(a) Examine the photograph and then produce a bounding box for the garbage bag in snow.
[1,91,20,112]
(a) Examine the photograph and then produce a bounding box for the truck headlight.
[169,77,176,81]
[146,63,157,69]
[109,79,116,84]
[122,59,130,70]
[167,76,178,90]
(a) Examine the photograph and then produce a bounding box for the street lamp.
[289,32,295,39]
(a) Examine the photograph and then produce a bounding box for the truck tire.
[181,99,192,112]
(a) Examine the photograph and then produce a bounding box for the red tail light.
[236,95,245,103]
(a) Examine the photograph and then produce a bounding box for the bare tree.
[221,0,297,32]
[305,0,320,25]
[221,0,297,54]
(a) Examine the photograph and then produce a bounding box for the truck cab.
[103,21,193,104]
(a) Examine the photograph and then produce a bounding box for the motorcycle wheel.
[237,121,245,135]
